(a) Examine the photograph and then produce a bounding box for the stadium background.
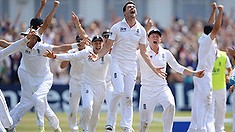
[0,0,234,131]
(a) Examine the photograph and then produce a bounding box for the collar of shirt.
[147,45,164,56]
[121,18,140,30]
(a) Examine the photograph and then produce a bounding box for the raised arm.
[71,11,89,39]
[35,0,47,18]
[208,2,217,25]
[145,18,153,33]
[210,5,223,40]
[38,1,60,35]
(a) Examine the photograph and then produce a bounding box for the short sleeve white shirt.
[56,48,111,85]
[109,18,146,61]
[19,42,54,77]
[67,48,86,81]
[197,33,217,72]
[137,45,185,86]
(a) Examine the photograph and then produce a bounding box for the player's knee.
[124,96,133,106]
[166,103,175,113]
[139,121,150,131]
[83,107,93,119]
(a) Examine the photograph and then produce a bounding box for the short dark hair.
[203,24,213,35]
[123,1,136,12]
[30,18,43,30]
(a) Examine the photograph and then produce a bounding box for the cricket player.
[44,35,111,132]
[188,3,224,132]
[60,12,91,132]
[2,26,82,132]
[137,29,204,132]
[88,1,166,131]
[207,49,232,132]
[59,35,87,132]
[0,30,36,132]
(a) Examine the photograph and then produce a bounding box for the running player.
[188,2,224,132]
[0,29,36,132]
[44,35,111,132]
[88,1,166,131]
[137,29,204,132]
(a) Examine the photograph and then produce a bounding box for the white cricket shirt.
[109,18,146,61]
[56,48,111,85]
[18,42,54,77]
[197,33,217,72]
[137,45,185,86]
[67,48,86,81]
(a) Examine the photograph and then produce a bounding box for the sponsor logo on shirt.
[120,27,126,32]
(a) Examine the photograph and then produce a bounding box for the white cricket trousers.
[68,79,81,132]
[105,80,117,131]
[0,90,13,131]
[79,82,106,132]
[106,58,137,130]
[9,69,60,129]
[188,74,213,132]
[138,85,175,132]
[207,89,226,132]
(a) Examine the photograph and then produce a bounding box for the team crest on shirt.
[135,29,140,36]
[120,27,126,32]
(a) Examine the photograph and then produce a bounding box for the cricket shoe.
[5,127,16,132]
[105,125,113,132]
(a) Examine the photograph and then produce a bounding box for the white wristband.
[71,43,79,49]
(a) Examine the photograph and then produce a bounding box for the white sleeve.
[56,50,85,61]
[167,50,185,74]
[0,37,28,60]
[109,24,117,41]
[226,55,232,68]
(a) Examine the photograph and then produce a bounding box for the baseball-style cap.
[21,28,41,42]
[92,35,103,42]
[30,18,43,30]
[148,29,162,37]
[76,35,83,43]
[102,30,110,39]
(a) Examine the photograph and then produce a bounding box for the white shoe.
[105,125,113,132]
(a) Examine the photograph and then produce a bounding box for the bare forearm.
[183,68,194,76]
[208,8,216,24]
[75,22,88,39]
[35,6,45,18]
[0,40,11,48]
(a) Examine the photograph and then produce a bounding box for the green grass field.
[15,111,233,132]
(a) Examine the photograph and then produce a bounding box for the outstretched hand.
[88,52,98,62]
[193,70,205,78]
[72,11,80,23]
[153,67,167,79]
[43,50,55,58]
[229,85,235,94]
[227,47,235,57]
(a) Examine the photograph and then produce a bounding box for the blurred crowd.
[0,12,235,85]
